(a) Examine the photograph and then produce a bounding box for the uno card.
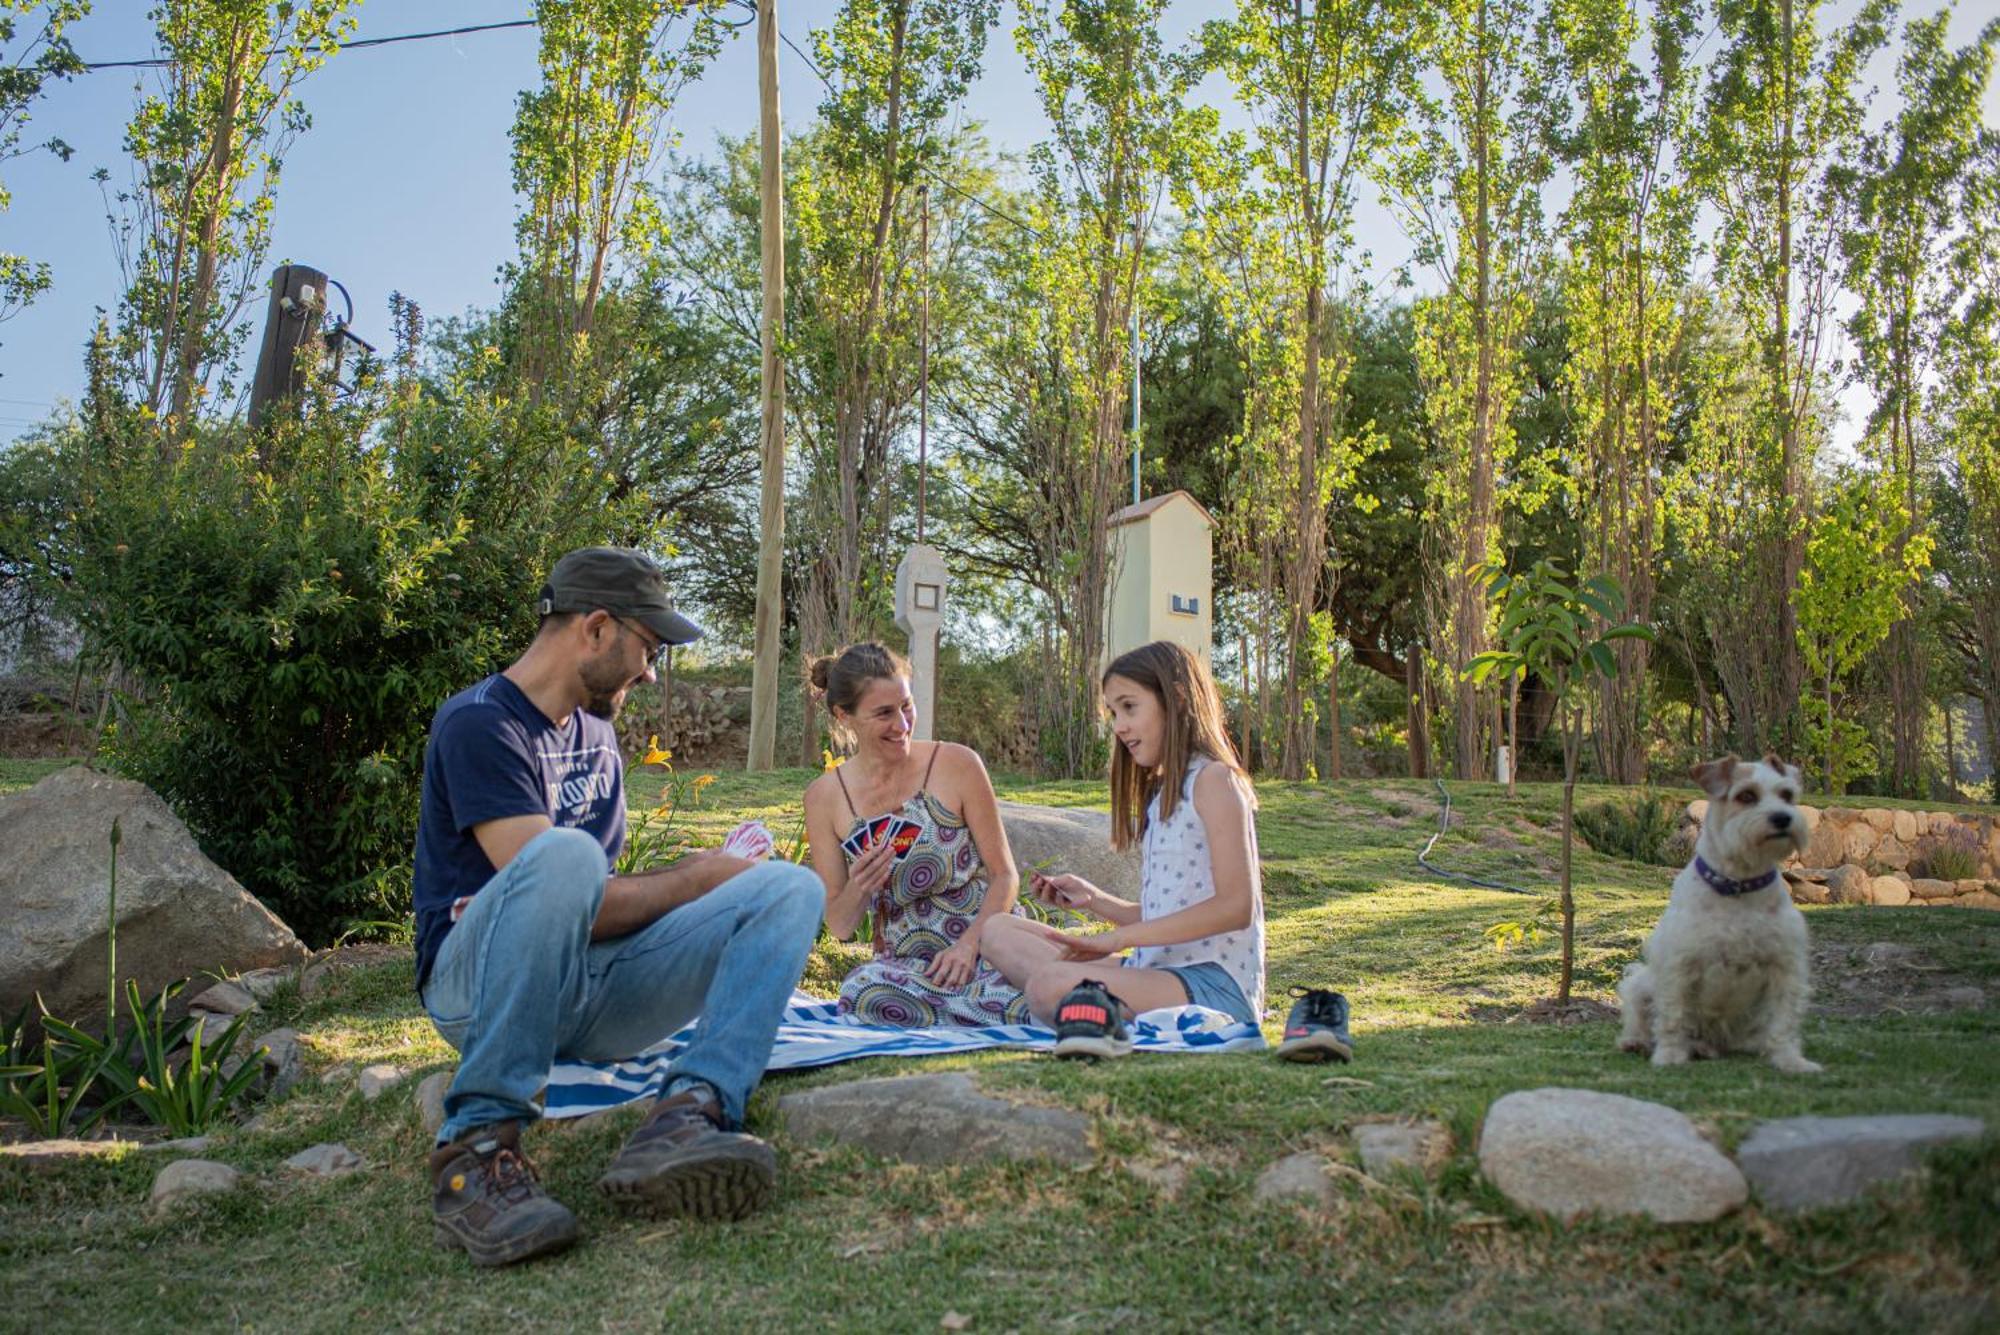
[721,819,775,861]
[883,816,922,862]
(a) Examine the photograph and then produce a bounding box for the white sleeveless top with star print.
[1127,755,1267,1019]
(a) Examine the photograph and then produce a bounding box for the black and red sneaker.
[1275,987,1353,1063]
[1051,980,1133,1060]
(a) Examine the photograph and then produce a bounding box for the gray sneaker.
[429,1121,578,1267]
[597,1086,776,1221]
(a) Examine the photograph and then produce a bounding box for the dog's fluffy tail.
[1616,962,1653,1055]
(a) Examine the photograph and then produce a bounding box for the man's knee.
[741,861,825,933]
[501,827,607,924]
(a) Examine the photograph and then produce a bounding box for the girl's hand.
[1031,871,1097,913]
[1055,928,1124,961]
[844,833,897,899]
[926,937,980,989]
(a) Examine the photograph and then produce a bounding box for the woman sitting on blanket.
[803,642,1033,1027]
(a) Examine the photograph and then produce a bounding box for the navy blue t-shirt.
[411,674,626,991]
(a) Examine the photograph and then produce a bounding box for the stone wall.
[1683,800,2000,910]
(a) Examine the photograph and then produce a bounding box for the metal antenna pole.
[918,183,930,545]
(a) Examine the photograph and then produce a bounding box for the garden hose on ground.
[1414,776,1539,895]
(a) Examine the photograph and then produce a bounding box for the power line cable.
[757,4,1046,240]
[81,18,537,71]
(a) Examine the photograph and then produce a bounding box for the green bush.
[1574,792,1682,866]
[51,381,650,942]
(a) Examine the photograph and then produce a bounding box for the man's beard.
[579,653,632,720]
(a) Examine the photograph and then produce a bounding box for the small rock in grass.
[151,1159,240,1210]
[778,1073,1091,1167]
[416,1070,452,1137]
[142,1136,213,1155]
[285,1142,365,1177]
[1736,1115,1987,1211]
[1253,1151,1337,1208]
[359,1063,408,1101]
[187,979,258,1016]
[1354,1121,1450,1179]
[246,1027,303,1098]
[236,967,293,1002]
[1478,1087,1746,1223]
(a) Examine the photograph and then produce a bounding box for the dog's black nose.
[1770,812,1792,830]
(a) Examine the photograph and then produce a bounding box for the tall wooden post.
[746,0,786,771]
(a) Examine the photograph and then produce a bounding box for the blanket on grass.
[543,991,1265,1119]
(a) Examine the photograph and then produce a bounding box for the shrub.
[1909,826,1983,883]
[53,381,650,942]
[1574,792,1682,866]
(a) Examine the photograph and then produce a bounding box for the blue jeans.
[421,828,825,1144]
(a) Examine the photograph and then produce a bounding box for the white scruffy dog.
[1617,755,1822,1074]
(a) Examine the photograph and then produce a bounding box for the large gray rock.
[1736,1114,1987,1211]
[1478,1087,1746,1223]
[415,1069,452,1136]
[996,801,1140,904]
[778,1072,1092,1167]
[284,1142,365,1177]
[0,768,306,1028]
[150,1159,240,1211]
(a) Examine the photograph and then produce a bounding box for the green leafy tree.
[1794,471,1932,792]
[1836,8,1998,794]
[1009,0,1194,776]
[1466,560,1650,1003]
[1545,0,1699,784]
[105,0,357,440]
[790,0,995,669]
[509,0,730,396]
[1380,0,1552,780]
[1192,0,1425,780]
[1688,0,1893,750]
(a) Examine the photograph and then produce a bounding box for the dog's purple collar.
[1694,855,1780,897]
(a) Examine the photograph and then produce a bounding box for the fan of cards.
[720,819,777,861]
[840,814,923,863]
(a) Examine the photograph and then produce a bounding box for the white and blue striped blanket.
[543,991,1266,1119]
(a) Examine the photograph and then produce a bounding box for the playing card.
[721,819,775,861]
[884,816,922,861]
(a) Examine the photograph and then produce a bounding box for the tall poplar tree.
[1688,0,1892,750]
[1380,0,1550,780]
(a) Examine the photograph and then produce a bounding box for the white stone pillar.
[894,543,948,742]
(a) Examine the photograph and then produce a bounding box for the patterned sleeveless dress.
[835,750,1032,1027]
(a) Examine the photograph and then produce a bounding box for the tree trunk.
[1406,651,1430,780]
[1327,638,1342,781]
[1559,699,1580,1004]
[746,0,786,770]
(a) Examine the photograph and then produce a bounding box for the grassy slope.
[2,766,1996,1333]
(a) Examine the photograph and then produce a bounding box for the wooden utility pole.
[746,0,786,771]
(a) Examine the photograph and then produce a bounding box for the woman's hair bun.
[807,655,834,693]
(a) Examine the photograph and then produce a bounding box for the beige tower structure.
[1106,490,1214,665]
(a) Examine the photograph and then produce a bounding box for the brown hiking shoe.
[430,1122,578,1267]
[597,1086,776,1220]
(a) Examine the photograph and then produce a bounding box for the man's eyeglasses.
[611,615,669,668]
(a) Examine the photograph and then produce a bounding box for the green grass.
[3,774,1997,1332]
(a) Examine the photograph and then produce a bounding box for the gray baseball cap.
[537,547,705,646]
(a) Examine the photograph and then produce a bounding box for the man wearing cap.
[412,546,824,1267]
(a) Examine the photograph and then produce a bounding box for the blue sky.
[2,1,1994,442]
